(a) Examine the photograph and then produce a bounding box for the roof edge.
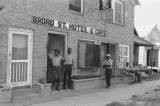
[131,0,140,6]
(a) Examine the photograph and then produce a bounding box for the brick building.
[0,0,139,87]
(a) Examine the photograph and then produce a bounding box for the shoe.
[51,85,56,90]
[68,86,73,90]
[105,86,109,88]
[56,86,61,91]
[63,87,67,90]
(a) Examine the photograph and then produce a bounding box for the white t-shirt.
[65,54,74,65]
[103,59,113,68]
[48,54,62,66]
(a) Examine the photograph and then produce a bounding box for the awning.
[134,35,153,46]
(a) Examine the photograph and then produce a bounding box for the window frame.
[118,44,130,68]
[69,0,84,14]
[113,0,124,25]
[77,39,97,69]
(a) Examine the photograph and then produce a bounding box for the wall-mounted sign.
[32,16,107,37]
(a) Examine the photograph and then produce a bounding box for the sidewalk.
[28,80,160,106]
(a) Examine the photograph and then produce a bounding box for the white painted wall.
[158,50,160,67]
[143,47,147,66]
[138,46,147,66]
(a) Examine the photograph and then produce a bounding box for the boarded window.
[78,40,100,68]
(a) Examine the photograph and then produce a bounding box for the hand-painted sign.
[32,16,107,36]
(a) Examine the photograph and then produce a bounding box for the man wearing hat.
[103,54,113,88]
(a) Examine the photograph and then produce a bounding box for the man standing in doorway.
[48,49,63,91]
[103,54,113,88]
[63,48,74,90]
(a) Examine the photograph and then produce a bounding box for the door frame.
[100,42,118,77]
[7,28,33,87]
[47,31,68,56]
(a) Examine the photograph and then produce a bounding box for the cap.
[106,54,111,57]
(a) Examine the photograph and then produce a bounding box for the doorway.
[147,49,158,67]
[109,44,116,77]
[47,32,67,83]
[101,43,117,77]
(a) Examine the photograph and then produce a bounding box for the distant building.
[139,25,160,67]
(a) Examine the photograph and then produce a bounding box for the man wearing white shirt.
[48,49,63,91]
[63,48,74,90]
[103,54,113,88]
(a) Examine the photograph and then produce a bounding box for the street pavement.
[28,80,160,106]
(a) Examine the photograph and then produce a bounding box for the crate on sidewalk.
[0,85,12,103]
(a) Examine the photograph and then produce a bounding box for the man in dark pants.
[103,54,113,88]
[48,49,63,91]
[63,48,74,90]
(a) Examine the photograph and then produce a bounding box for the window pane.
[69,0,82,13]
[115,2,122,14]
[115,1,123,24]
[119,45,129,68]
[85,44,100,67]
[12,34,28,60]
[78,41,86,68]
[115,13,122,24]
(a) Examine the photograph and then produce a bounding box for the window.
[114,0,123,24]
[100,0,124,24]
[119,44,129,68]
[69,0,83,13]
[100,0,112,10]
[12,34,28,60]
[78,40,100,68]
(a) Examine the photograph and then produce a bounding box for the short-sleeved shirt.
[65,54,74,65]
[103,59,113,68]
[48,54,62,66]
[124,65,130,70]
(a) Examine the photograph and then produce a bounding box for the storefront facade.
[0,0,138,87]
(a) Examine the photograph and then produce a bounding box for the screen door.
[8,29,33,87]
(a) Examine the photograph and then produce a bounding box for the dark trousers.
[105,69,112,87]
[52,66,61,90]
[63,65,72,89]
[135,72,141,83]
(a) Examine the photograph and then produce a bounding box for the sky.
[135,0,160,37]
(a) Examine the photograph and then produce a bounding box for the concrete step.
[12,87,36,97]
